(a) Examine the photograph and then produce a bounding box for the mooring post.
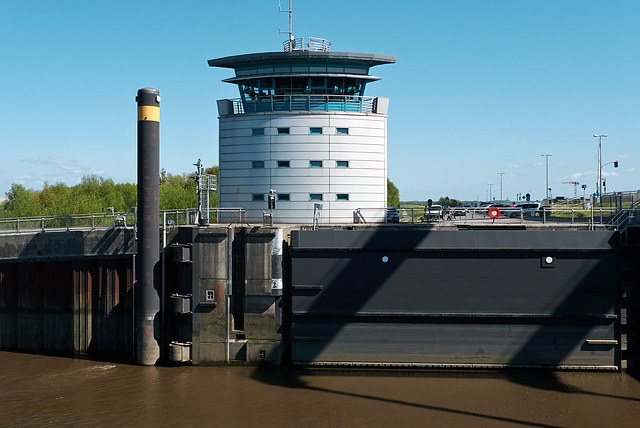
[136,88,161,365]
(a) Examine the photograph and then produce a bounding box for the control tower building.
[208,37,395,224]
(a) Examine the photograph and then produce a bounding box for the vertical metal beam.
[136,88,161,365]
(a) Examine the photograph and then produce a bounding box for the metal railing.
[0,207,247,234]
[606,200,640,231]
[373,206,637,228]
[283,37,331,52]
[227,95,378,115]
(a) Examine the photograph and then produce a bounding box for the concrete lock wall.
[166,226,284,365]
[1,225,638,370]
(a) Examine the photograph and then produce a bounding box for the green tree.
[387,178,400,207]
[3,184,41,217]
[159,174,198,210]
[0,164,219,218]
[437,196,461,207]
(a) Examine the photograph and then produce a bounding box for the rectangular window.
[337,194,349,201]
[336,160,349,168]
[252,128,264,136]
[310,127,323,134]
[277,194,290,201]
[277,160,290,168]
[309,160,323,168]
[310,193,323,201]
[252,161,264,168]
[252,194,264,201]
[336,127,349,135]
[277,127,290,135]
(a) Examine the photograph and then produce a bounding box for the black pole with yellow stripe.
[136,88,160,365]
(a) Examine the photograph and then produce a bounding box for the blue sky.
[1,0,638,202]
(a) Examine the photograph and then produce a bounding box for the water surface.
[1,351,639,427]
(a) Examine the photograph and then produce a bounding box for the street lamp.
[498,172,505,202]
[488,182,493,201]
[541,154,552,202]
[593,134,607,197]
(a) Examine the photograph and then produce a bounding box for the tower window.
[252,128,264,136]
[310,127,323,134]
[277,160,290,168]
[336,160,349,168]
[252,194,264,201]
[252,161,264,168]
[337,194,349,201]
[277,194,290,201]
[309,160,323,168]
[310,194,323,201]
[336,127,349,135]
[277,127,290,135]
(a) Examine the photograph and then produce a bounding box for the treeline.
[402,196,462,207]
[1,167,399,218]
[0,166,219,219]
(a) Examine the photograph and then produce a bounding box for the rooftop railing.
[283,37,331,52]
[225,95,378,115]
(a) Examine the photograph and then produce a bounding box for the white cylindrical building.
[208,38,395,224]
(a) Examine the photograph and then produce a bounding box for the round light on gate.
[545,256,554,264]
[381,255,389,263]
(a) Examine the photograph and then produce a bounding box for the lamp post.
[541,154,552,202]
[488,182,493,201]
[601,159,619,196]
[498,172,505,202]
[593,134,607,197]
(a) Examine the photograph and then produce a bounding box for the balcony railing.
[224,95,378,115]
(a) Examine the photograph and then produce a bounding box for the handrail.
[357,206,627,227]
[606,199,640,231]
[0,207,247,234]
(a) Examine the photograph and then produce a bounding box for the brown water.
[1,351,639,427]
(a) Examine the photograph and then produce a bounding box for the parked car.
[386,208,400,223]
[503,202,543,218]
[424,204,444,220]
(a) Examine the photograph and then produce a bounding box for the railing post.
[41,218,45,232]
[66,215,70,231]
[17,219,20,233]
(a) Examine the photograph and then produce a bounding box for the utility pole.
[498,172,505,202]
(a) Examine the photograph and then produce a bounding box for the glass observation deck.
[209,41,396,116]
[220,94,380,115]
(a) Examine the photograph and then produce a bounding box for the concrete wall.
[165,226,284,365]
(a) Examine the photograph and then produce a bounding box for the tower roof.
[208,51,396,69]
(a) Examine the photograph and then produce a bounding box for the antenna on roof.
[278,0,293,41]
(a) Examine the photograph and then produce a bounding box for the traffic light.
[614,161,619,168]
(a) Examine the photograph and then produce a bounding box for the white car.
[504,203,543,218]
